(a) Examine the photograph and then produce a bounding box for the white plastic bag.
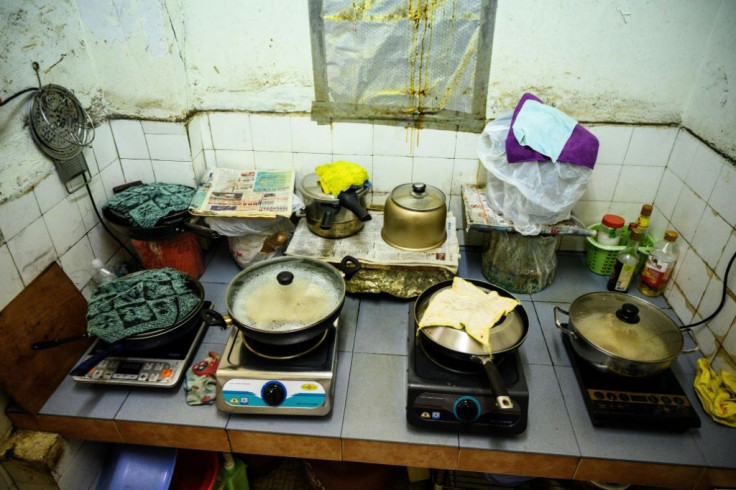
[477,113,592,235]
[205,216,295,268]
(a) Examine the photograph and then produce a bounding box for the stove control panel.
[587,388,695,415]
[73,358,183,387]
[409,392,524,432]
[221,379,327,410]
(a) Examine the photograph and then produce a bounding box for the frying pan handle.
[479,357,513,410]
[553,307,577,339]
[69,343,125,377]
[31,332,91,350]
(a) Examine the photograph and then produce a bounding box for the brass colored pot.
[381,183,447,251]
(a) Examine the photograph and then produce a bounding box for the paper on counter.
[285,212,460,274]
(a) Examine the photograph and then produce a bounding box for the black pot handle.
[32,332,91,350]
[319,203,339,230]
[338,187,371,222]
[616,303,640,324]
[337,255,361,281]
[200,309,231,329]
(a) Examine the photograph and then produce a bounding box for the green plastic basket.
[585,224,654,276]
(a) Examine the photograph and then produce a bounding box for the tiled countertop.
[11,238,736,489]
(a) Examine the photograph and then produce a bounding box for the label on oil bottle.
[609,260,636,292]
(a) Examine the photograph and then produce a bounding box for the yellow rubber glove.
[694,357,736,428]
[315,161,370,197]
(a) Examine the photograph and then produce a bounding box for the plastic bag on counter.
[205,216,295,269]
[481,231,561,294]
[477,112,592,235]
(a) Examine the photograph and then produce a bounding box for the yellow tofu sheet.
[417,277,520,348]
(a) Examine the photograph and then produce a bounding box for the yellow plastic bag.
[694,357,736,428]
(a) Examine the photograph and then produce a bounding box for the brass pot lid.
[389,183,446,212]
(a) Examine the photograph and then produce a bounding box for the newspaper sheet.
[189,168,295,218]
[462,184,593,236]
[286,212,460,273]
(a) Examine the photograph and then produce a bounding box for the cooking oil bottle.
[638,230,679,297]
[607,227,643,292]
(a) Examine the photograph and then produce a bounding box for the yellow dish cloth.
[315,161,369,197]
[694,357,736,428]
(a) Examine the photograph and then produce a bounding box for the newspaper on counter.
[461,184,593,236]
[189,168,295,218]
[285,212,460,273]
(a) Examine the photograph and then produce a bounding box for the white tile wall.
[0,114,734,374]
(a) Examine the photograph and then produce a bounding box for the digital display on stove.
[116,361,143,375]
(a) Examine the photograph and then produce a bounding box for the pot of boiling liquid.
[554,292,698,378]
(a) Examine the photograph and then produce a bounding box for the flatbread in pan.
[417,277,520,349]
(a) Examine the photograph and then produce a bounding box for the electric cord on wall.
[0,87,38,107]
[681,248,736,329]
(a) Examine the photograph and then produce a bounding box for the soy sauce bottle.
[607,227,643,292]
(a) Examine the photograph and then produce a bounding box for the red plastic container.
[169,450,219,490]
[131,232,204,278]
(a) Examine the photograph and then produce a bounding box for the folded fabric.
[315,161,370,197]
[103,182,195,228]
[694,357,736,428]
[505,93,599,169]
[512,100,577,163]
[184,351,221,406]
[86,268,201,343]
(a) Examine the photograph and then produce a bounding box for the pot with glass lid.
[202,255,360,346]
[554,292,699,377]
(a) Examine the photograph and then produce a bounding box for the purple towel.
[505,93,599,169]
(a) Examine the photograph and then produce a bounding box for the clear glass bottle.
[638,230,679,297]
[607,227,643,292]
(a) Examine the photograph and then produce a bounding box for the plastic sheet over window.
[309,0,496,132]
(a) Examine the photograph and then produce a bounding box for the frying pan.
[31,274,206,376]
[413,279,528,410]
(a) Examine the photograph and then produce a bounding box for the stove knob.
[454,397,480,422]
[262,382,286,406]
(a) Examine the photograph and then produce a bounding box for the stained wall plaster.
[1,0,734,204]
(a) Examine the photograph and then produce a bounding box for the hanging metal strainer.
[28,84,95,193]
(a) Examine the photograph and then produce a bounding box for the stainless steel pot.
[381,183,447,251]
[202,255,360,346]
[554,292,699,377]
[300,173,370,238]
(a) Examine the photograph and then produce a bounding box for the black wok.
[103,206,218,240]
[413,279,528,410]
[31,274,206,376]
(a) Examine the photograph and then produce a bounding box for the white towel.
[511,100,578,163]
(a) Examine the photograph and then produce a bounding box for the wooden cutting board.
[0,262,91,414]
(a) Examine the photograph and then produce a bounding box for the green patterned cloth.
[87,268,201,343]
[103,182,195,228]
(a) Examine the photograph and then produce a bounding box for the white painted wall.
[1,0,735,204]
